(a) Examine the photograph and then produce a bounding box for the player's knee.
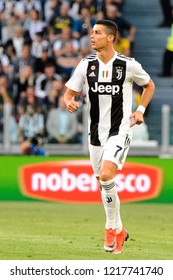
[100,170,113,182]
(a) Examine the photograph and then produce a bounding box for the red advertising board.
[19,160,163,203]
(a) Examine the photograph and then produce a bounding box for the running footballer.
[64,20,155,254]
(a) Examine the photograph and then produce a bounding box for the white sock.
[115,194,122,234]
[100,179,122,231]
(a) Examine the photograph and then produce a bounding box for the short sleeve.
[65,59,86,92]
[131,60,150,86]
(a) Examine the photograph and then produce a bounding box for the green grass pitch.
[0,201,173,260]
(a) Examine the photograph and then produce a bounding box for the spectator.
[0,0,17,23]
[35,61,62,102]
[56,40,82,81]
[43,80,63,112]
[81,0,97,16]
[113,0,125,13]
[23,7,47,41]
[95,10,105,21]
[69,0,83,20]
[31,31,50,58]
[0,12,19,44]
[48,2,74,40]
[4,41,17,86]
[105,4,136,52]
[18,104,45,155]
[13,64,35,108]
[33,47,55,77]
[72,6,96,55]
[0,75,13,103]
[46,95,78,143]
[5,41,17,65]
[72,6,96,41]
[0,45,10,77]
[15,0,42,21]
[12,42,36,81]
[6,25,25,58]
[158,24,173,77]
[98,0,126,16]
[17,85,43,115]
[40,0,47,20]
[114,29,131,56]
[53,27,79,57]
[158,0,173,27]
[44,0,63,23]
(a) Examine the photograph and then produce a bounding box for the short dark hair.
[95,19,118,42]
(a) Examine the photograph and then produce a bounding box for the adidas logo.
[89,72,96,77]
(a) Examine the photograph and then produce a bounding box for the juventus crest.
[115,67,123,80]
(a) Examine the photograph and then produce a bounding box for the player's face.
[90,24,110,51]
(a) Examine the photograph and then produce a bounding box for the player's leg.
[89,144,116,251]
[89,138,129,253]
[99,160,118,251]
[101,134,131,253]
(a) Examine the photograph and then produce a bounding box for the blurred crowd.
[0,0,137,155]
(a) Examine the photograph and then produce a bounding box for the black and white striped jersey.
[65,52,150,146]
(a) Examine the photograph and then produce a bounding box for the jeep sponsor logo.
[91,82,120,95]
[19,160,162,203]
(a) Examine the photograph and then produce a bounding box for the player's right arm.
[64,88,80,113]
[64,58,87,112]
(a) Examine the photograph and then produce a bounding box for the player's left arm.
[130,79,155,127]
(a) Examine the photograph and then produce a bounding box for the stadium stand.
[0,0,173,156]
[124,0,173,147]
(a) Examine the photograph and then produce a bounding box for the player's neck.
[97,48,116,64]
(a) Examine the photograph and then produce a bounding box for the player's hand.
[66,100,80,112]
[130,110,144,127]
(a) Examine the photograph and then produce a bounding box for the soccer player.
[64,20,155,254]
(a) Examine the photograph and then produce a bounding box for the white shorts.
[89,133,132,177]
